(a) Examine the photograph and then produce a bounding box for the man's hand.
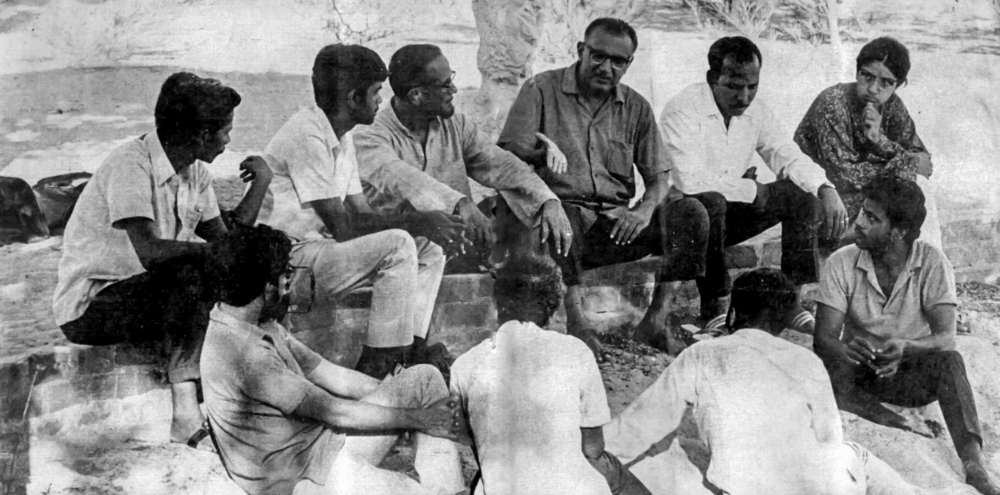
[539,199,572,256]
[818,185,849,240]
[413,395,470,444]
[845,336,878,366]
[872,339,906,379]
[240,155,273,185]
[863,102,883,144]
[414,210,472,256]
[913,152,933,178]
[604,205,653,246]
[536,132,567,174]
[454,197,496,247]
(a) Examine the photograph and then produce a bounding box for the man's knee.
[398,364,449,401]
[378,229,419,265]
[665,197,711,235]
[928,349,969,375]
[690,192,727,218]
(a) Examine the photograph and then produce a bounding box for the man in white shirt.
[258,44,467,380]
[604,268,922,495]
[450,255,650,495]
[660,36,848,331]
[53,72,273,447]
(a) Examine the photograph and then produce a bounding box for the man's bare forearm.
[305,361,380,401]
[230,179,270,227]
[633,173,671,214]
[295,389,420,432]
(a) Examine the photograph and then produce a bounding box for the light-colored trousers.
[293,365,465,495]
[291,230,445,347]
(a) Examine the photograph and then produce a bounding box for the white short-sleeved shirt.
[52,131,220,325]
[604,329,864,495]
[450,320,612,495]
[257,106,362,241]
[816,240,957,346]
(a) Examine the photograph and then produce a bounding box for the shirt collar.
[208,304,276,343]
[697,82,725,119]
[147,131,178,186]
[856,243,925,274]
[561,63,625,104]
[381,99,439,140]
[309,105,344,151]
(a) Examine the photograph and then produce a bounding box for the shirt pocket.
[606,139,634,178]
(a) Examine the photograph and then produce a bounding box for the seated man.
[200,224,466,495]
[257,44,467,379]
[450,255,650,495]
[52,72,272,447]
[795,37,942,249]
[814,176,1000,495]
[353,43,571,273]
[658,36,848,334]
[498,17,697,356]
[604,268,925,495]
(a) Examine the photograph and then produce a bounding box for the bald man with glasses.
[499,17,704,357]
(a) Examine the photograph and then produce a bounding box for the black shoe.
[355,345,407,380]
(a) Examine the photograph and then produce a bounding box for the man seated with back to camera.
[450,254,651,495]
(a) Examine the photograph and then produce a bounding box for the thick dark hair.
[154,72,241,148]
[494,255,565,327]
[729,268,797,332]
[584,17,638,51]
[706,36,762,85]
[212,225,293,307]
[388,44,445,98]
[861,176,925,244]
[856,37,910,86]
[312,44,389,112]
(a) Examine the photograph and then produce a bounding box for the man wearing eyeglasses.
[257,44,467,381]
[497,17,700,357]
[658,36,848,335]
[354,44,570,275]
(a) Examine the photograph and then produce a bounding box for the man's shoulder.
[912,240,952,271]
[267,107,327,150]
[662,83,708,117]
[828,243,863,269]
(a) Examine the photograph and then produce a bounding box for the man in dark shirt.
[498,18,703,356]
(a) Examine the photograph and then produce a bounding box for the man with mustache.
[52,72,272,449]
[814,176,1000,495]
[257,44,467,380]
[498,18,699,357]
[660,36,848,335]
[353,44,570,275]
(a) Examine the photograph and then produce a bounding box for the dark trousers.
[682,179,823,299]
[500,198,707,287]
[833,350,984,449]
[60,256,214,384]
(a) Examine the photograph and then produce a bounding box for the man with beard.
[657,36,848,335]
[353,44,571,274]
[814,176,1000,495]
[497,18,697,357]
[53,72,272,448]
[199,224,467,495]
[257,44,466,380]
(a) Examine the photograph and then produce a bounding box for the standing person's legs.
[336,365,464,495]
[59,256,214,444]
[291,231,421,379]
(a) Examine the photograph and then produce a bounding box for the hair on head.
[856,37,910,86]
[388,44,445,98]
[706,36,762,85]
[861,175,925,244]
[154,72,241,147]
[211,225,293,308]
[312,44,389,111]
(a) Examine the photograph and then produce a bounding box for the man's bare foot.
[965,461,1000,495]
[170,381,205,445]
[633,317,685,356]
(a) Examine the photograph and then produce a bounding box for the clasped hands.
[845,337,906,379]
